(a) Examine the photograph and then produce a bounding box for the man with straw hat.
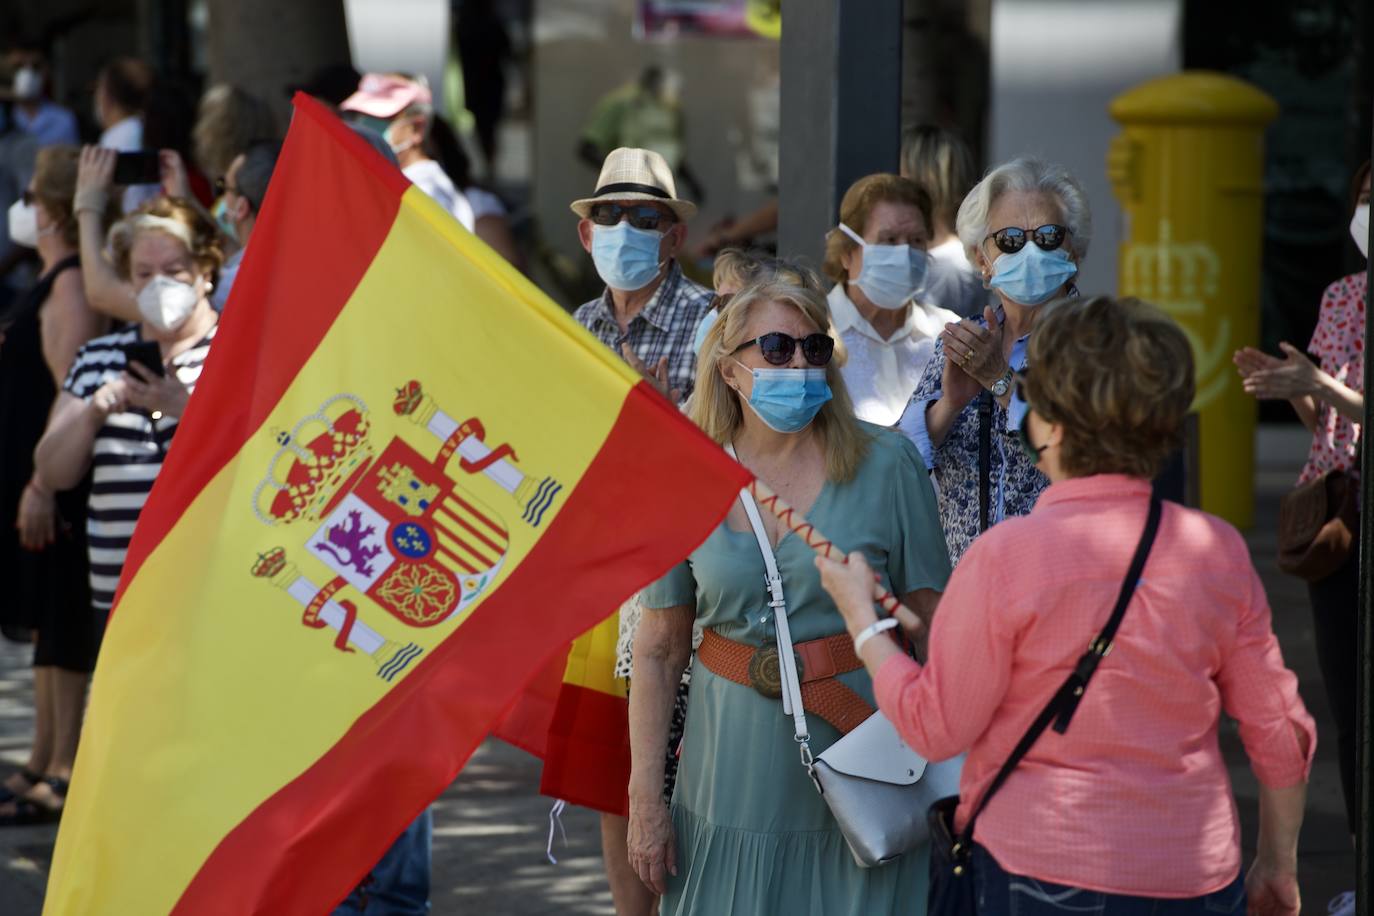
[570,147,711,916]
[572,146,712,403]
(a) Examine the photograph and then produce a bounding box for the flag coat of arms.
[44,94,749,914]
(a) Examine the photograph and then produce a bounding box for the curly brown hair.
[1023,295,1194,480]
[107,197,224,285]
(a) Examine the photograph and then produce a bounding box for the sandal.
[0,775,68,827]
[0,767,43,805]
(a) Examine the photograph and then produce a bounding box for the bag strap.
[723,445,813,765]
[977,392,993,533]
[952,494,1163,856]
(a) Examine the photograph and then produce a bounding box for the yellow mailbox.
[1109,72,1278,529]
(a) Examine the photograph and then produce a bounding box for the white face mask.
[12,67,42,101]
[137,274,200,332]
[1350,204,1369,259]
[7,200,38,249]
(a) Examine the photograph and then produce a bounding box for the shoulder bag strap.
[953,494,1163,853]
[723,445,811,753]
[977,391,993,533]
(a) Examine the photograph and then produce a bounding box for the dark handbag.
[977,392,993,533]
[927,495,1164,915]
[1276,470,1358,582]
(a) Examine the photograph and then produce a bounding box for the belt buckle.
[748,645,803,698]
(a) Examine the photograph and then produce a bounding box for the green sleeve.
[640,560,696,610]
[580,92,627,153]
[886,434,953,595]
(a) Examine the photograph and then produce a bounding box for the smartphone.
[121,340,165,377]
[112,151,161,186]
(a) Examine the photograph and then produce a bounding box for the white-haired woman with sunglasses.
[626,275,951,915]
[898,157,1091,564]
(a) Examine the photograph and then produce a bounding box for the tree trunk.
[207,0,351,124]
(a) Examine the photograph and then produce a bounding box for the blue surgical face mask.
[839,223,928,310]
[591,221,665,291]
[988,243,1078,306]
[692,308,720,354]
[735,362,832,433]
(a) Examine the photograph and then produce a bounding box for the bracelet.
[852,618,899,655]
[73,186,110,216]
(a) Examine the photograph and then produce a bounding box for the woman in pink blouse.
[1235,164,1366,904]
[820,296,1314,915]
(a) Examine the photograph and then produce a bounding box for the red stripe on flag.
[170,384,749,914]
[109,93,410,616]
[443,491,508,540]
[436,505,506,559]
[538,684,632,817]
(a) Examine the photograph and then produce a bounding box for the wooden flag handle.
[747,479,907,617]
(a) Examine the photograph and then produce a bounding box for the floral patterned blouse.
[897,309,1049,565]
[1299,271,1365,485]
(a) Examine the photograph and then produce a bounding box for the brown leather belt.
[697,628,873,735]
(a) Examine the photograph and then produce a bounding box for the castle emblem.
[249,384,563,680]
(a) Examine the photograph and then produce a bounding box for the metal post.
[778,0,904,267]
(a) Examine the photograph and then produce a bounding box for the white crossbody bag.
[726,464,963,868]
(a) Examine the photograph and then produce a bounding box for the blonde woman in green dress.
[627,275,951,915]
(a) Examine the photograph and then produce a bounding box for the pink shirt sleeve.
[1216,564,1316,788]
[873,540,1015,762]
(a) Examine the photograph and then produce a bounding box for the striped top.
[63,324,218,611]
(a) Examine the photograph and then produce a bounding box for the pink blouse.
[875,475,1315,898]
[1300,271,1365,484]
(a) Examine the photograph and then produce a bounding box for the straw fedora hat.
[571,147,697,222]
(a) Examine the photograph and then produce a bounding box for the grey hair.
[955,157,1092,263]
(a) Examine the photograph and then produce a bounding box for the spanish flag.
[45,94,748,914]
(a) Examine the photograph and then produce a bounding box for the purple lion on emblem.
[315,510,384,577]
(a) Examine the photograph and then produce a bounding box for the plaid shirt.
[574,260,713,402]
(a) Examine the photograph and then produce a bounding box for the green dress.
[642,427,951,916]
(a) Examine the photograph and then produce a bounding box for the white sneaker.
[1328,891,1355,916]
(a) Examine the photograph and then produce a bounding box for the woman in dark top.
[0,145,113,824]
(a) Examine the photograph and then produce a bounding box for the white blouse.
[827,283,957,427]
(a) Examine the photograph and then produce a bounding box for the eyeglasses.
[589,203,675,232]
[215,177,240,197]
[733,332,835,367]
[986,224,1069,255]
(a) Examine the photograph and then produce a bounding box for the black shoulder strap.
[977,391,993,533]
[953,494,1163,853]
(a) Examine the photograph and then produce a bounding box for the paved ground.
[0,425,1356,914]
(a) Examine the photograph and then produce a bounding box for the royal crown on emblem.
[251,546,288,579]
[253,394,375,526]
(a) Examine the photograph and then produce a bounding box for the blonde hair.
[1024,295,1194,480]
[900,125,975,234]
[822,174,932,283]
[689,278,870,482]
[108,197,225,284]
[193,84,279,178]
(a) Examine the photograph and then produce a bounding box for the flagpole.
[746,479,910,617]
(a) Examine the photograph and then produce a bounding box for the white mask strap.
[837,223,866,247]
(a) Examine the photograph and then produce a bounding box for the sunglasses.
[589,203,675,232]
[215,176,241,197]
[986,224,1068,255]
[733,332,835,367]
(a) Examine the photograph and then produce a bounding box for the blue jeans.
[333,809,432,915]
[973,846,1245,915]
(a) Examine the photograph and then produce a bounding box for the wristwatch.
[990,368,1014,398]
